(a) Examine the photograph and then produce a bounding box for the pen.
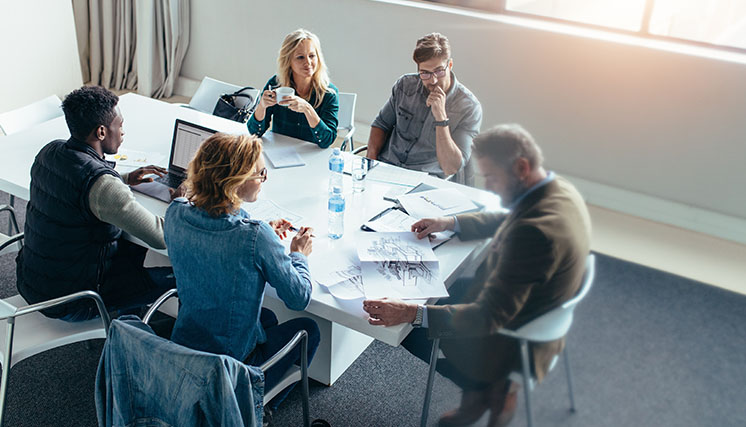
[289,225,316,238]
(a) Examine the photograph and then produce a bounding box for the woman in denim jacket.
[164,133,320,417]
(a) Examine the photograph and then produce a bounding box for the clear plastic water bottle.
[328,187,345,239]
[328,147,344,194]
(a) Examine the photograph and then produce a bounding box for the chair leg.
[519,339,534,427]
[0,320,17,427]
[7,195,17,236]
[420,338,440,427]
[562,346,576,412]
[300,332,310,427]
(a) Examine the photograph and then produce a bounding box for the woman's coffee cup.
[275,87,295,106]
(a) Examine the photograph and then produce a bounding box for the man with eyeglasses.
[368,32,482,185]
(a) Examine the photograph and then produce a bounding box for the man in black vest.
[16,86,175,320]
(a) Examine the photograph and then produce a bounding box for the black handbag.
[213,86,258,123]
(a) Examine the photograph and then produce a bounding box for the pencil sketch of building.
[375,260,434,287]
[333,265,363,293]
[367,236,424,263]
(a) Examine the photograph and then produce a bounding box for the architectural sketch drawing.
[361,261,447,300]
[375,260,434,288]
[358,232,437,263]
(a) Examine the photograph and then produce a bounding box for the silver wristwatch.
[412,304,424,327]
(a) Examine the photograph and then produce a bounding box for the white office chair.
[0,287,110,425]
[420,254,596,427]
[0,95,62,137]
[337,92,357,152]
[142,289,311,426]
[0,205,21,256]
[187,76,247,114]
[0,95,63,217]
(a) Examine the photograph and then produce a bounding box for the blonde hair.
[276,28,331,109]
[185,133,263,217]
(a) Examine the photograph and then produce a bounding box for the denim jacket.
[165,198,312,361]
[95,316,265,427]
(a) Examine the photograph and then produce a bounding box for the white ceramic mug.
[275,87,295,106]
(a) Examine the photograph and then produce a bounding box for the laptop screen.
[169,120,217,173]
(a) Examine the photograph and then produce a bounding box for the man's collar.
[506,171,555,211]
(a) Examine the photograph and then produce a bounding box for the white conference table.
[0,93,500,384]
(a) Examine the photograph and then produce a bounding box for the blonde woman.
[248,28,339,148]
[164,133,320,415]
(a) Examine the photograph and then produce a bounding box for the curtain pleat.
[73,0,188,99]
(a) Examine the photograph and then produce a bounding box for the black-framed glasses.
[418,66,448,81]
[248,167,268,183]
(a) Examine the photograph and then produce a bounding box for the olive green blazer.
[427,175,591,382]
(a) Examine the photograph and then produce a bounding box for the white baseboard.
[563,174,746,245]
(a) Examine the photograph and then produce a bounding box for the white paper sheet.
[363,209,453,248]
[361,261,447,300]
[357,232,438,263]
[365,162,427,186]
[241,198,302,224]
[397,188,479,219]
[263,146,306,168]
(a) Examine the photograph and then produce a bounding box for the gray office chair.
[420,254,596,427]
[187,76,241,113]
[338,92,357,152]
[0,283,110,425]
[143,289,311,427]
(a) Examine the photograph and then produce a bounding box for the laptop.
[131,119,217,202]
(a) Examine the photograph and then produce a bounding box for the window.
[423,0,746,52]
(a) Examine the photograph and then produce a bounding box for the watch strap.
[434,119,449,127]
[413,304,424,327]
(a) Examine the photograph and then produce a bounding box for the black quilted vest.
[17,138,122,309]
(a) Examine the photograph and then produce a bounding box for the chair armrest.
[259,329,308,373]
[341,126,356,152]
[143,288,178,325]
[0,290,111,332]
[352,145,368,156]
[0,233,23,252]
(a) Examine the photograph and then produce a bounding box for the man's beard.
[501,174,529,207]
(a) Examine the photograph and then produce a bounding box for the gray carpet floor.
[1,191,745,427]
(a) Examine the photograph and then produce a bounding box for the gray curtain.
[71,0,189,99]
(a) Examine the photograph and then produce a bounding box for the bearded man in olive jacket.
[363,124,591,427]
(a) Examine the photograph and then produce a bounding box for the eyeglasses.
[248,167,268,183]
[418,66,448,81]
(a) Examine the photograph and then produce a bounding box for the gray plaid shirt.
[371,72,482,182]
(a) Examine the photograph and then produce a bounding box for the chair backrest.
[507,254,596,342]
[0,95,62,136]
[188,76,243,114]
[337,92,356,131]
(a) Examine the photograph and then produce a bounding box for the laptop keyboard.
[155,174,183,188]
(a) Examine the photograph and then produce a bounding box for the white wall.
[0,0,83,113]
[179,0,746,243]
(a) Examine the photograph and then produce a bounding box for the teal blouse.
[247,75,339,148]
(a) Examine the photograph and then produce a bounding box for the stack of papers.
[263,146,305,168]
[241,198,302,224]
[397,188,479,219]
[313,232,448,301]
[358,232,447,300]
